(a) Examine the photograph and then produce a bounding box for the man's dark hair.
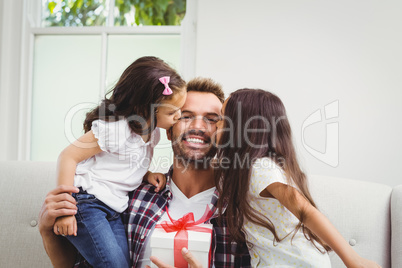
[187,77,224,103]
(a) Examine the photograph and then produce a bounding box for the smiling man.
[38,77,251,267]
[170,83,223,170]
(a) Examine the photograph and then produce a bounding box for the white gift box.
[150,223,213,268]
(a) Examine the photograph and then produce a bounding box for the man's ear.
[166,127,172,141]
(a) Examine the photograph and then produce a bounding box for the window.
[19,0,196,172]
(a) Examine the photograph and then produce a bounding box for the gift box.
[150,211,213,268]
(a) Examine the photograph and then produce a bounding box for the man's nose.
[189,116,207,130]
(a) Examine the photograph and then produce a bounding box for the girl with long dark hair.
[215,89,380,267]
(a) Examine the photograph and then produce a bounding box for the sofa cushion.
[309,175,392,268]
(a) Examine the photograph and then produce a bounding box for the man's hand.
[54,215,77,236]
[38,185,80,268]
[146,247,203,268]
[38,185,79,235]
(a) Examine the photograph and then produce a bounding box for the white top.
[137,180,216,267]
[244,157,331,268]
[74,119,160,213]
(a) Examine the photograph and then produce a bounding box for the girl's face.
[215,97,229,144]
[156,88,187,130]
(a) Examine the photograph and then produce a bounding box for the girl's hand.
[348,256,382,268]
[54,215,77,236]
[146,248,202,268]
[146,172,167,192]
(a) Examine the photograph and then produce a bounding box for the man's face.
[167,91,222,165]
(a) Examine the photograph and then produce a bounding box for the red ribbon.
[155,206,213,268]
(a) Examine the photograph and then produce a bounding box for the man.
[39,77,251,267]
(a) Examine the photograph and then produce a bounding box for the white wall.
[195,0,402,186]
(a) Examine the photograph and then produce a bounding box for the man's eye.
[206,117,221,123]
[179,116,192,120]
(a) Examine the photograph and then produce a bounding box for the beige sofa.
[0,161,401,267]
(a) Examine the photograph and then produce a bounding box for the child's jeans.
[66,188,130,268]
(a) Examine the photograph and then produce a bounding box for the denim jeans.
[67,188,130,268]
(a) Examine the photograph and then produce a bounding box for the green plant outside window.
[42,0,186,27]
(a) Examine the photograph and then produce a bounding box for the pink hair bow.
[159,76,173,95]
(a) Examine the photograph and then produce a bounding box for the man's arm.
[38,185,79,268]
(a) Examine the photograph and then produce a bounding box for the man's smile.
[181,131,211,149]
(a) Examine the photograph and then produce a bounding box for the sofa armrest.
[0,161,56,267]
[391,185,402,268]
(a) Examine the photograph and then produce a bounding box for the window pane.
[42,0,108,27]
[31,35,102,160]
[31,34,181,172]
[107,35,181,172]
[106,35,181,85]
[114,0,186,26]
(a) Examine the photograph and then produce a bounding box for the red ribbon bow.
[155,206,213,268]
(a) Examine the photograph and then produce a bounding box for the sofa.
[0,161,401,267]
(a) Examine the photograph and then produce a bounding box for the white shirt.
[74,119,160,212]
[137,180,216,267]
[244,157,331,268]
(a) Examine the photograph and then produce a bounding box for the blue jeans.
[67,189,130,268]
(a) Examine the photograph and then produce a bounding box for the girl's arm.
[55,130,103,237]
[266,182,381,268]
[57,130,102,186]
